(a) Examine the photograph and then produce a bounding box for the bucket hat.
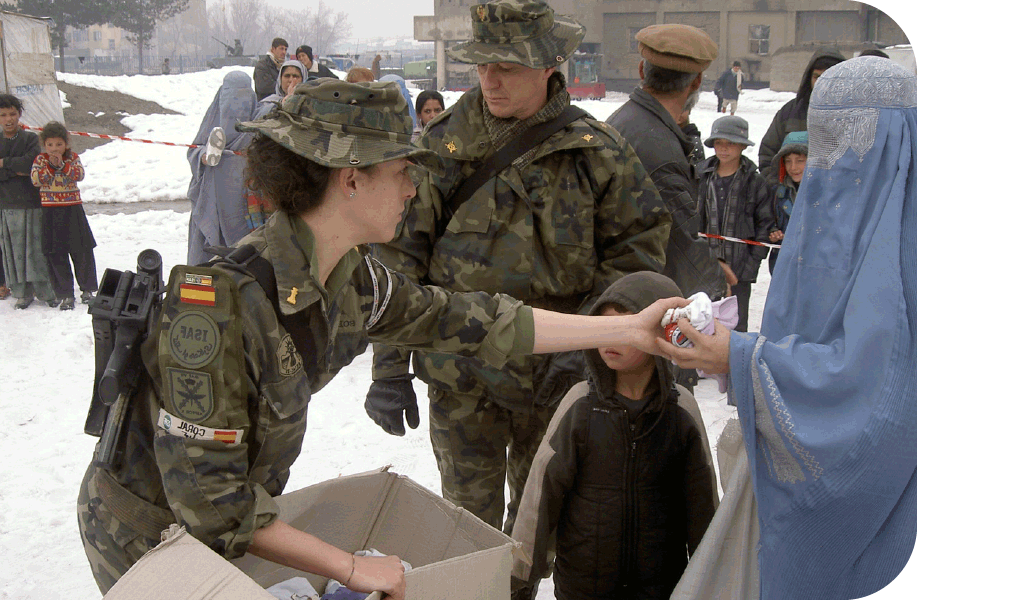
[237,78,441,173]
[446,0,585,69]
[704,115,755,148]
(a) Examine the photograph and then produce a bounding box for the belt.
[93,465,175,542]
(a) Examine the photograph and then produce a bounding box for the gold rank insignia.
[287,287,299,304]
[445,141,457,153]
[476,5,487,20]
[582,134,593,142]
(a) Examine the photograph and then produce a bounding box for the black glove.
[364,375,419,436]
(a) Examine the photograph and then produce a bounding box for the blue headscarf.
[727,57,916,600]
[186,70,259,265]
[379,74,417,123]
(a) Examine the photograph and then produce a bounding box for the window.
[629,27,643,53]
[749,25,770,56]
[93,30,102,41]
[108,39,115,50]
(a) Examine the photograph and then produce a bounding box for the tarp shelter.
[0,11,63,127]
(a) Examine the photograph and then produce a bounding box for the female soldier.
[77,79,687,599]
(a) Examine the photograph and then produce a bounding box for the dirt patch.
[57,82,181,152]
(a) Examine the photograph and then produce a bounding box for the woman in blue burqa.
[663,56,916,600]
[186,70,262,265]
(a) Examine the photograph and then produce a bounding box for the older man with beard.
[606,24,733,392]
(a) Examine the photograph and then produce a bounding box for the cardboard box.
[104,467,516,599]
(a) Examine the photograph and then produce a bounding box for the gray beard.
[683,87,700,113]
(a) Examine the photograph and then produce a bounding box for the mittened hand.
[364,375,420,436]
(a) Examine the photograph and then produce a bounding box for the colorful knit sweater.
[30,151,84,206]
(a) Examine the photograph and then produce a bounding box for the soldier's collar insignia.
[445,141,457,153]
[582,134,593,142]
[287,287,299,305]
[476,5,487,21]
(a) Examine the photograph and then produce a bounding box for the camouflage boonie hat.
[237,78,441,173]
[446,0,585,69]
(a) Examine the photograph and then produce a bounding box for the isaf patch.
[168,367,215,422]
[169,310,221,368]
[158,408,242,445]
[277,333,303,377]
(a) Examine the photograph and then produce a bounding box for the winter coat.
[371,73,671,411]
[253,53,281,101]
[31,150,85,206]
[0,130,42,210]
[697,155,774,282]
[716,69,740,100]
[757,49,845,172]
[512,271,717,600]
[606,88,727,301]
[305,61,339,80]
[767,132,808,235]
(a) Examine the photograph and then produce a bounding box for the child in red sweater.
[30,121,97,310]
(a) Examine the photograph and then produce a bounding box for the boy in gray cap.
[696,115,773,332]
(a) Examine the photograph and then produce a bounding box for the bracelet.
[345,556,356,586]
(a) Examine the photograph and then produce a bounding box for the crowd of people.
[0,2,914,599]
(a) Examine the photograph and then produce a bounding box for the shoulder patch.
[167,367,215,422]
[277,333,303,377]
[168,310,221,368]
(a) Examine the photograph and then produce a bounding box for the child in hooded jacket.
[766,131,808,274]
[511,271,718,600]
[31,121,97,310]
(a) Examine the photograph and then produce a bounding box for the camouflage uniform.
[78,79,535,593]
[371,1,670,534]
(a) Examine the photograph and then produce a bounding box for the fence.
[55,54,236,77]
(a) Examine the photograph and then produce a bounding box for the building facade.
[414,0,909,91]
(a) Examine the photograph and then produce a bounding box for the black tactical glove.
[364,374,420,436]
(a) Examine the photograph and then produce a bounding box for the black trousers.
[47,249,98,298]
[733,281,752,332]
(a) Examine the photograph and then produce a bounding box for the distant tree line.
[207,0,351,61]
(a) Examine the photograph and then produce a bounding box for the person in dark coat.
[766,131,808,274]
[294,45,339,80]
[254,37,288,101]
[715,60,742,115]
[757,48,844,173]
[606,23,732,392]
[512,271,717,600]
[697,116,773,332]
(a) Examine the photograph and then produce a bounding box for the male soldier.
[254,37,288,101]
[364,0,670,561]
[606,24,733,392]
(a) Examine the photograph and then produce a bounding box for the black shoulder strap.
[438,105,589,234]
[203,245,318,380]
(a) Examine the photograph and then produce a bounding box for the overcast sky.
[267,0,435,40]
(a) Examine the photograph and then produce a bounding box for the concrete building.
[414,0,909,92]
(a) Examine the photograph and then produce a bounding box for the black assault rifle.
[85,249,165,472]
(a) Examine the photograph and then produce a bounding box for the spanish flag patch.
[180,283,216,306]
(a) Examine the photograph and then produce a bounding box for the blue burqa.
[727,57,916,600]
[379,74,417,123]
[186,70,258,265]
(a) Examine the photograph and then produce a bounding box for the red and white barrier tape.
[20,124,242,155]
[699,232,781,250]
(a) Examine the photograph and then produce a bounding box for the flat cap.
[636,24,717,73]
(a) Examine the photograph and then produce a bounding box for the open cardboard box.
[104,467,517,599]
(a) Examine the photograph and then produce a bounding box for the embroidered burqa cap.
[446,0,585,68]
[237,78,441,172]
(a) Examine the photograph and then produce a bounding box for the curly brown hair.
[245,134,334,215]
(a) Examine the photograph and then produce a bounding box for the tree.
[107,0,191,74]
[16,0,111,71]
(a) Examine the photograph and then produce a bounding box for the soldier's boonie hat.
[237,78,441,173]
[704,115,755,148]
[636,24,717,73]
[446,0,585,69]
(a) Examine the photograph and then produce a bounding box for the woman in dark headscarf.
[756,49,844,173]
[186,70,261,265]
[665,56,916,600]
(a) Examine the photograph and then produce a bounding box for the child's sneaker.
[47,298,60,308]
[81,290,94,305]
[0,285,10,300]
[205,126,226,166]
[60,297,75,311]
[15,297,34,309]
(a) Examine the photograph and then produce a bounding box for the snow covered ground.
[0,65,955,598]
